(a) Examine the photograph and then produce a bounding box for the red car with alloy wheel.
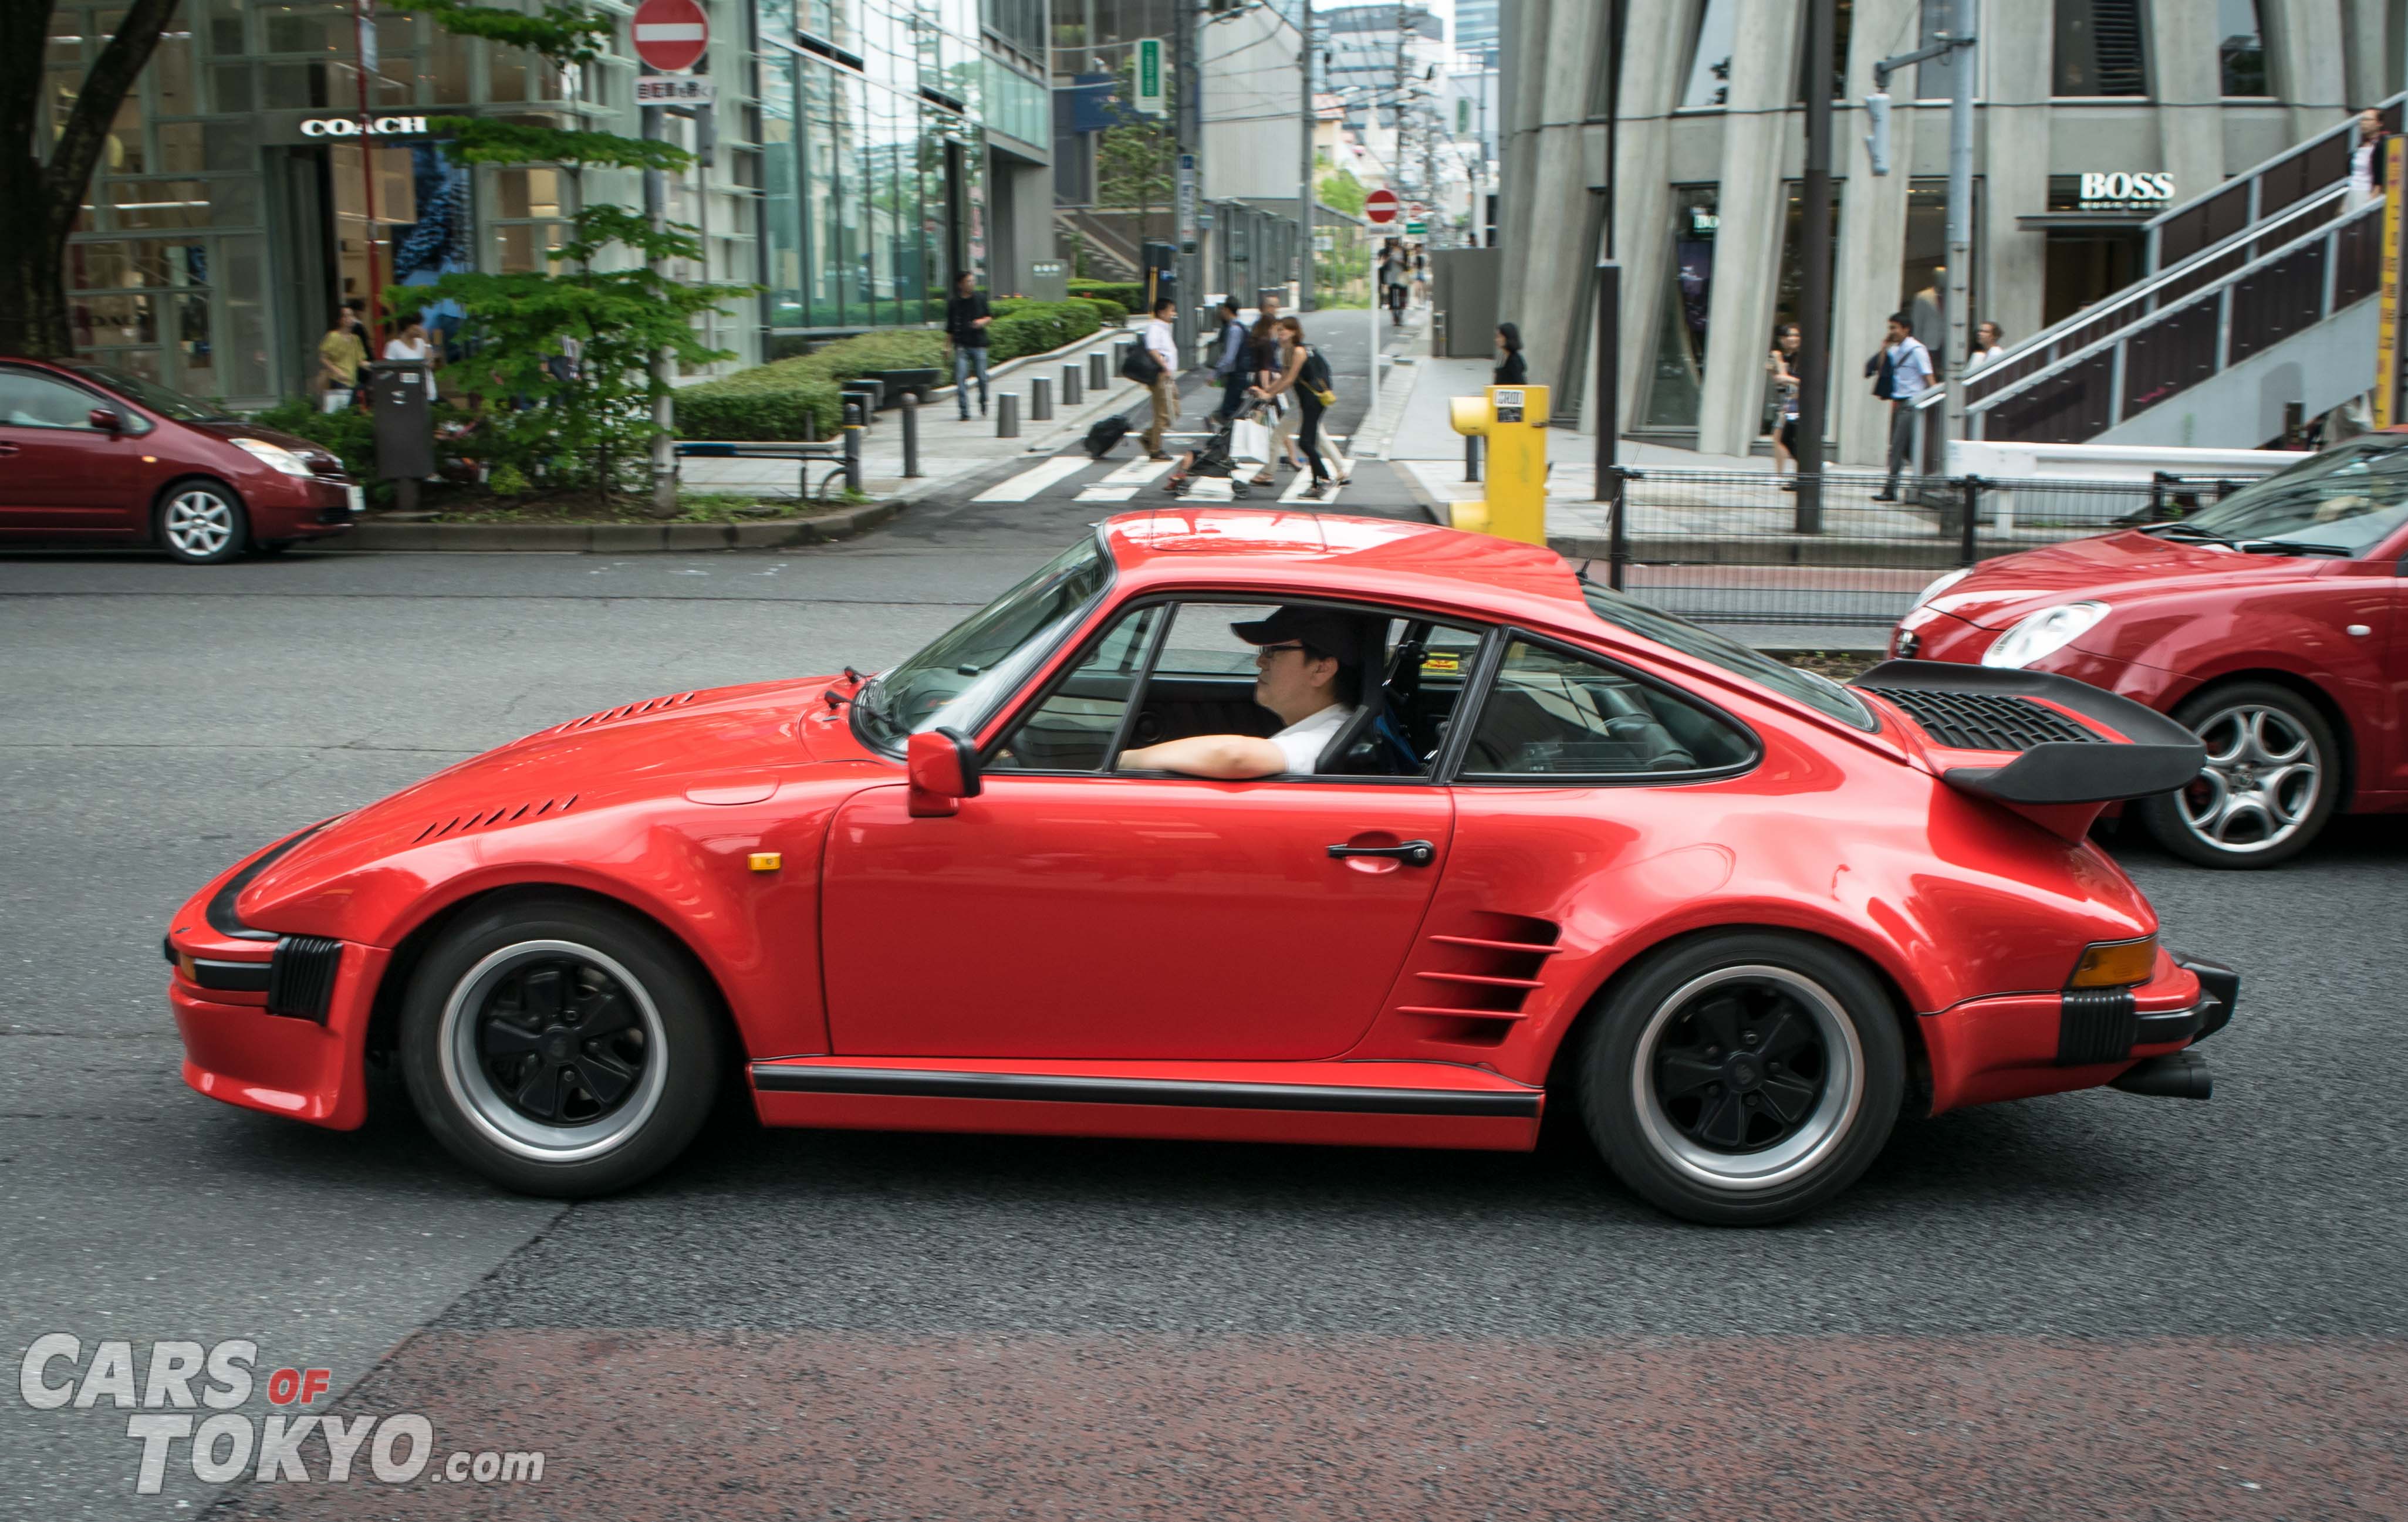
[166,511,2238,1224]
[0,358,359,562]
[1891,434,2408,867]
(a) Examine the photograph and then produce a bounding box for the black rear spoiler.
[1853,661,2206,805]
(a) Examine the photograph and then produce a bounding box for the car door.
[818,598,1466,1062]
[0,366,145,533]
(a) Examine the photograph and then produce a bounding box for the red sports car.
[1891,435,2408,867]
[0,357,359,562]
[165,511,2238,1224]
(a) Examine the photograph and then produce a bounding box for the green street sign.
[1134,38,1166,117]
[1405,220,1427,235]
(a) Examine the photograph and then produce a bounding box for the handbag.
[1229,417,1273,462]
[1120,342,1163,385]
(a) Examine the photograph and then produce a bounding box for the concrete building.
[1497,0,2407,464]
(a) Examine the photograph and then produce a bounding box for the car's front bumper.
[1919,951,2237,1115]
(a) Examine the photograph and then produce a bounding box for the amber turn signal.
[2069,937,2157,989]
[747,852,782,872]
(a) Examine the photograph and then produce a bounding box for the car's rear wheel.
[1575,932,1903,1226]
[156,479,249,564]
[2137,682,2338,869]
[398,895,723,1196]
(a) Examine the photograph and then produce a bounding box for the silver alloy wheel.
[163,488,235,558]
[1630,965,1865,1192]
[437,940,670,1163]
[2179,702,2322,855]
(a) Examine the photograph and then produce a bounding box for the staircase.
[1056,207,1142,280]
[1916,94,2402,451]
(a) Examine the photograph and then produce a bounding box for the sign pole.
[2379,136,2403,429]
[352,0,383,345]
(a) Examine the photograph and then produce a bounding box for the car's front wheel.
[398,895,724,1196]
[2136,682,2339,868]
[156,479,249,564]
[1575,932,1904,1225]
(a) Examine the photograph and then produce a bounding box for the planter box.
[867,367,940,405]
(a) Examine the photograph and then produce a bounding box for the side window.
[0,370,104,430]
[986,602,1166,773]
[1460,638,1755,779]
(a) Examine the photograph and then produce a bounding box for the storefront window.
[2218,0,2269,97]
[2054,0,2148,97]
[1765,182,1842,438]
[1643,187,1718,430]
[1678,0,1734,110]
[2043,232,2143,327]
[1900,178,1977,371]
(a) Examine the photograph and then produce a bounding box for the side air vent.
[1862,686,2102,752]
[1394,912,1562,1047]
[267,936,343,1022]
[554,691,700,733]
[414,794,577,844]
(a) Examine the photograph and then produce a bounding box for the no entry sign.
[631,0,708,73]
[1365,187,1399,225]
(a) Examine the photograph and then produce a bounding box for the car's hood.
[1926,529,2312,629]
[238,677,859,919]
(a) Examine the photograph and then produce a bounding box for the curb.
[330,497,908,553]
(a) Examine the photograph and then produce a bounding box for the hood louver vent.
[554,692,700,734]
[414,794,577,845]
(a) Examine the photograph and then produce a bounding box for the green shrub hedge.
[675,328,948,440]
[1069,279,1146,313]
[981,299,1105,362]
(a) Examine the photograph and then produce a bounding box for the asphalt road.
[5,439,2407,1517]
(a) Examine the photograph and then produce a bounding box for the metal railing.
[1590,467,2245,630]
[1911,193,2385,445]
[2143,93,2402,270]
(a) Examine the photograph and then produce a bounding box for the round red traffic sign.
[1365,188,1399,225]
[631,0,708,72]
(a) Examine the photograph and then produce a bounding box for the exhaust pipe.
[2111,1050,2212,1100]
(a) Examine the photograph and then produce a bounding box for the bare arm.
[1117,734,1288,779]
[1258,346,1306,397]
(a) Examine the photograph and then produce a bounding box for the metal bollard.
[1464,432,1481,483]
[1030,377,1052,421]
[1062,363,1082,406]
[996,393,1019,438]
[842,401,863,496]
[900,390,921,478]
[1088,351,1109,391]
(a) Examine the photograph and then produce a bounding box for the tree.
[1094,55,1174,245]
[1317,164,1367,218]
[1,0,185,356]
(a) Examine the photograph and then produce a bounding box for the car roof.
[1101,509,1588,622]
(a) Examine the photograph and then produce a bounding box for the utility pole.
[1174,0,1202,363]
[643,67,676,518]
[1871,6,1977,478]
[1299,0,1315,312]
[1794,0,1834,532]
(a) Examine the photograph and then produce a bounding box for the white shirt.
[383,336,429,361]
[1144,317,1178,377]
[2352,138,2381,205]
[1886,336,1934,401]
[1268,703,1354,775]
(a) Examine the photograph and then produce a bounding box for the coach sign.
[298,115,431,138]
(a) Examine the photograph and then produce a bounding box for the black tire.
[2135,681,2340,869]
[154,478,250,564]
[1574,931,1904,1226]
[398,894,724,1196]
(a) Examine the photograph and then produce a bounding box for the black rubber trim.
[1853,660,2207,804]
[189,958,272,993]
[204,824,328,942]
[2176,954,2240,1045]
[2058,988,2140,1065]
[748,1064,1544,1118]
[265,936,343,1023]
[2133,1003,2205,1046]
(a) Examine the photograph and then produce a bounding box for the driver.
[1117,607,1367,778]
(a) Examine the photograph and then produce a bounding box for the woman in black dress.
[1494,322,1528,385]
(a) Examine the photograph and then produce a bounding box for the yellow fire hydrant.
[1446,384,1549,544]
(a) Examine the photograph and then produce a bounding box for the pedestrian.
[1249,317,1346,494]
[1494,322,1528,385]
[1141,295,1180,461]
[1967,319,2004,370]
[1765,323,1801,483]
[1867,311,1934,502]
[1411,246,1428,305]
[2349,106,2390,207]
[317,301,367,412]
[383,314,438,397]
[1379,246,1406,326]
[1207,299,1252,422]
[944,270,993,420]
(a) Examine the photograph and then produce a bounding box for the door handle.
[0,443,18,456]
[1326,839,1436,867]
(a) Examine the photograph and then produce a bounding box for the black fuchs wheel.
[2136,682,2340,868]
[1575,931,1904,1226]
[398,895,724,1196]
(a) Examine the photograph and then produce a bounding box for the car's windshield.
[855,536,1113,750]
[1582,582,1878,732]
[2174,440,2408,554]
[63,362,232,422]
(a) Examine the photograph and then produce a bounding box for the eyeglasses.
[1254,642,1305,665]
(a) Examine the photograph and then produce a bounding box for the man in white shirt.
[1141,296,1181,461]
[1872,312,1934,502]
[1117,607,1367,778]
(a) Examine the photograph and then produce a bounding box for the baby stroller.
[1163,396,1268,499]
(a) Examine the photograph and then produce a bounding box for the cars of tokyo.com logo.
[18,1335,545,1493]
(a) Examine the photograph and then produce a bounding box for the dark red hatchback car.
[0,358,359,563]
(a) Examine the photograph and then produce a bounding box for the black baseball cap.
[1231,606,1367,661]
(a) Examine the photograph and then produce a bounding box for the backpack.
[1301,347,1336,408]
[1083,415,1131,459]
[1120,341,1163,385]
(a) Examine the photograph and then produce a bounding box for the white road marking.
[1075,485,1141,502]
[1100,456,1174,485]
[971,455,1092,502]
[1279,471,1339,505]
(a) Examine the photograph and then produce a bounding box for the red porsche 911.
[165,511,2238,1224]
[1892,434,2408,868]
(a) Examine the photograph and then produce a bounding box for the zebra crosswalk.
[970,434,1368,513]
